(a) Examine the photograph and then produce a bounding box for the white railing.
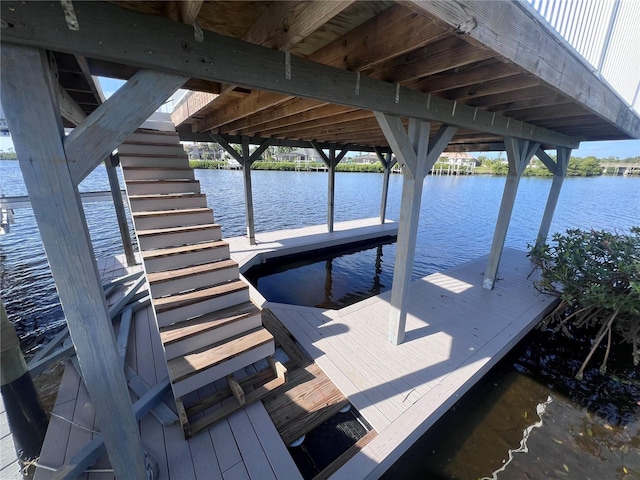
[527,0,640,113]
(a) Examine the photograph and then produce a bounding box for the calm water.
[1,161,639,477]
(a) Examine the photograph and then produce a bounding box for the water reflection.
[244,238,394,309]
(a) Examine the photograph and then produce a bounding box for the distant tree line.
[0,149,17,160]
[475,155,637,177]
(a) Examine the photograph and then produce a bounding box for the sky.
[1,76,639,159]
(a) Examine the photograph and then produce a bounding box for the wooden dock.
[226,217,398,272]
[262,249,557,478]
[33,225,555,479]
[1,396,22,480]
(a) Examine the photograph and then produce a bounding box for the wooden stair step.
[148,259,238,298]
[126,131,179,145]
[142,240,230,274]
[122,167,194,181]
[155,280,249,328]
[160,302,262,359]
[125,179,200,195]
[120,155,190,169]
[132,207,213,230]
[168,327,275,398]
[155,279,248,313]
[137,223,221,250]
[119,143,186,156]
[129,194,207,212]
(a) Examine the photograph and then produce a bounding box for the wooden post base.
[176,356,288,439]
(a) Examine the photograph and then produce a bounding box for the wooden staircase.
[119,127,278,413]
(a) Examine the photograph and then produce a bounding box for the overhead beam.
[409,60,519,93]
[1,44,148,480]
[181,131,383,153]
[258,109,374,136]
[15,0,562,145]
[237,105,363,137]
[199,3,449,130]
[218,98,323,135]
[483,137,539,290]
[368,35,493,84]
[243,0,355,50]
[403,0,640,139]
[175,0,355,129]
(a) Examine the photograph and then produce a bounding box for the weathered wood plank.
[403,0,640,138]
[1,45,148,480]
[227,410,277,480]
[244,402,303,480]
[64,70,187,185]
[483,138,539,290]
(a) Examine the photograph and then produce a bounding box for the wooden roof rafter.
[402,0,640,138]
[3,0,638,154]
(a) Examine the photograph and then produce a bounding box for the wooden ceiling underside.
[57,1,638,150]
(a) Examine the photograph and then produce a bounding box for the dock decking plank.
[271,307,391,430]
[188,425,223,480]
[244,402,303,480]
[222,461,250,480]
[34,364,82,479]
[303,311,424,415]
[227,409,277,480]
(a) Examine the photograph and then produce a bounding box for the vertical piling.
[0,301,48,463]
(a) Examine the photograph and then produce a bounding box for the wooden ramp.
[119,126,279,432]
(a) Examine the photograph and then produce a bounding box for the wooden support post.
[535,147,571,248]
[327,149,336,232]
[227,374,246,405]
[375,113,457,344]
[1,45,148,479]
[483,137,540,290]
[375,147,396,224]
[106,154,136,266]
[213,135,270,245]
[312,143,349,233]
[241,137,256,244]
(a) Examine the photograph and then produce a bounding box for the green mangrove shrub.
[529,227,640,378]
